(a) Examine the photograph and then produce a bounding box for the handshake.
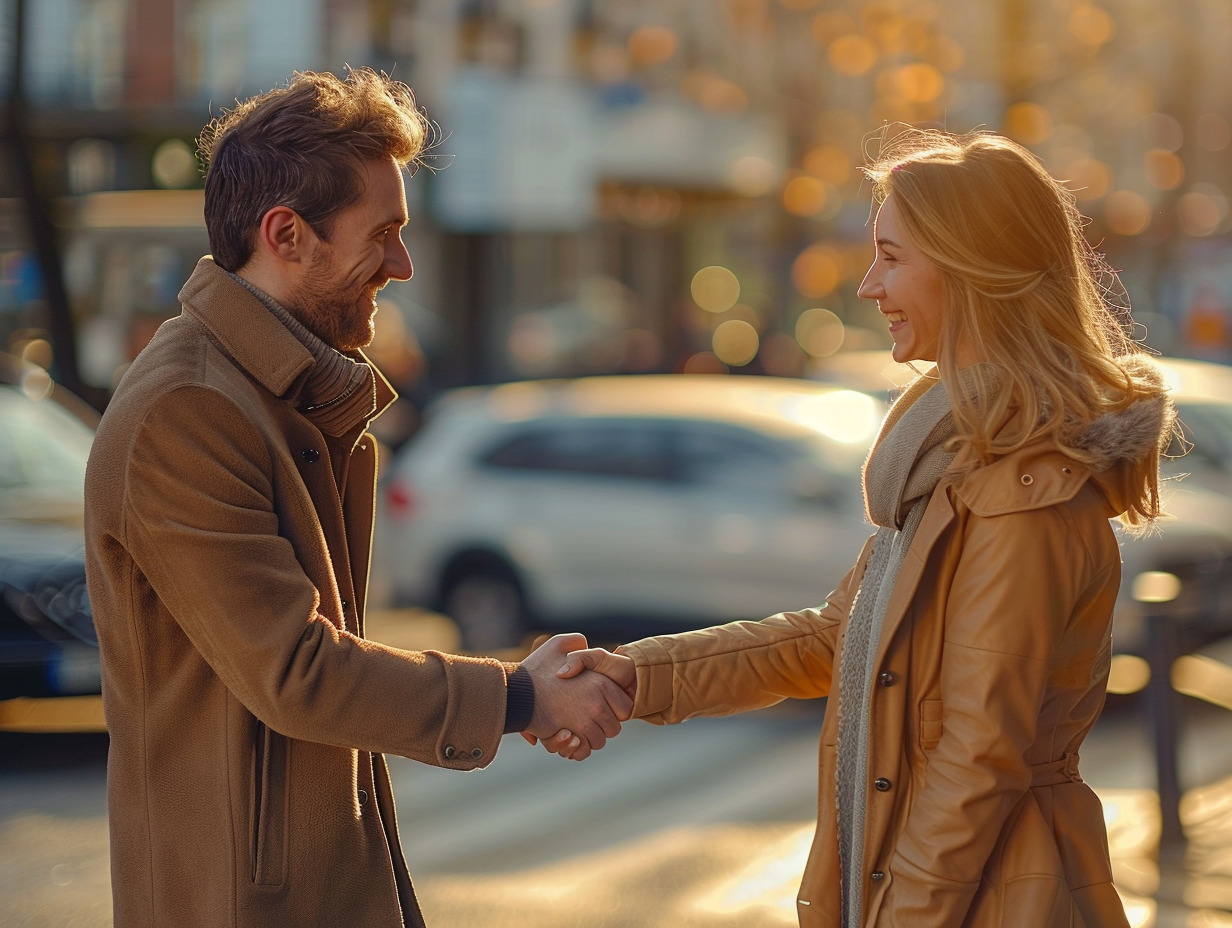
[518,633,637,761]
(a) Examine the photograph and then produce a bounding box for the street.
[3,612,1232,927]
[3,686,1232,927]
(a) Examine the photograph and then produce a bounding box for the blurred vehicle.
[810,350,1232,656]
[375,375,884,650]
[0,354,101,709]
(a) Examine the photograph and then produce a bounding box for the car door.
[667,421,872,619]
[478,417,694,619]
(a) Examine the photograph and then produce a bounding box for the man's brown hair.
[197,67,430,271]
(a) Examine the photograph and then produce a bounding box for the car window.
[672,424,794,495]
[1172,400,1232,469]
[0,388,94,492]
[481,419,676,481]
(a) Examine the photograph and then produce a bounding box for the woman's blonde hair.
[864,127,1170,525]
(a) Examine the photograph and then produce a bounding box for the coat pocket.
[251,721,289,886]
[919,698,943,750]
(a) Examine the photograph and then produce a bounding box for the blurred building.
[2,0,1232,398]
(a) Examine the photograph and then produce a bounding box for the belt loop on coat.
[1030,752,1083,787]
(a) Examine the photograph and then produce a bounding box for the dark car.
[0,354,101,722]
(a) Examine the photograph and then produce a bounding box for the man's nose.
[384,234,413,281]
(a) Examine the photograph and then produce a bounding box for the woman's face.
[857,194,949,365]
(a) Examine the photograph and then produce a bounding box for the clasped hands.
[518,633,636,761]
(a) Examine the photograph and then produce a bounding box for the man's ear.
[256,206,313,263]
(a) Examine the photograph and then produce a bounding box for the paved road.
[2,695,1231,928]
[3,611,1231,927]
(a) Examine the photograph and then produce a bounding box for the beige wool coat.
[620,385,1167,927]
[85,258,513,928]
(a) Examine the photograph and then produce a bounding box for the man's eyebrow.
[372,213,408,232]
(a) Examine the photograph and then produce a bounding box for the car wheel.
[441,564,528,652]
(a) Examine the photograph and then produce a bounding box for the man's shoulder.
[101,317,258,434]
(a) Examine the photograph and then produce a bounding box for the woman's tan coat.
[85,259,513,928]
[621,423,1152,927]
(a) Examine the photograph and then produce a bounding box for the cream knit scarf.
[836,372,957,928]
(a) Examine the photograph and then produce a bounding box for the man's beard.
[288,253,382,353]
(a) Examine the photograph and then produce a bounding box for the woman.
[552,129,1174,927]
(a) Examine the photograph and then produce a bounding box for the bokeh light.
[828,35,878,76]
[728,155,778,196]
[803,145,851,186]
[795,308,845,358]
[1004,102,1054,146]
[1197,113,1232,152]
[1178,188,1225,237]
[628,25,679,67]
[1104,190,1152,237]
[792,244,842,298]
[1063,157,1112,201]
[1144,149,1184,191]
[782,175,831,217]
[1068,3,1115,47]
[691,266,742,313]
[712,319,760,367]
[151,139,197,189]
[893,63,945,103]
[682,351,728,374]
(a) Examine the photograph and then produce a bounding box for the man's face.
[289,156,412,352]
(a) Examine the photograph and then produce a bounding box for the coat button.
[301,448,320,463]
[341,599,350,613]
[470,747,483,759]
[878,671,897,687]
[870,870,885,881]
[874,777,892,792]
[357,789,368,806]
[444,745,456,759]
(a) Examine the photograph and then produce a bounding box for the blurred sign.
[431,69,597,231]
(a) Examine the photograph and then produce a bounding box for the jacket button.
[470,747,483,759]
[357,789,368,806]
[878,671,897,687]
[870,870,885,881]
[444,745,456,759]
[341,599,350,613]
[301,448,320,463]
[874,777,892,792]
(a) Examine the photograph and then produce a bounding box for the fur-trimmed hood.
[1070,354,1176,473]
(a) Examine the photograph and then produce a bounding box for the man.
[83,68,627,928]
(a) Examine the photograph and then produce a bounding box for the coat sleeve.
[618,540,872,724]
[120,384,509,768]
[878,500,1116,923]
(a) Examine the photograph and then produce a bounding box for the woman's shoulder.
[949,443,1099,518]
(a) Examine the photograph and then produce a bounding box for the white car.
[374,375,884,650]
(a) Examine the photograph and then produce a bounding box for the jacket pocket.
[251,721,289,885]
[919,698,943,750]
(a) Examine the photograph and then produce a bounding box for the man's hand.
[520,634,633,761]
[531,647,638,761]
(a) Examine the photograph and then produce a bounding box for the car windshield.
[1170,399,1232,473]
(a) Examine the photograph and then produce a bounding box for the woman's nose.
[856,266,882,300]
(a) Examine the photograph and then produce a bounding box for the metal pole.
[1145,605,1185,860]
[5,0,88,401]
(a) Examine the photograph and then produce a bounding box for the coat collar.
[177,257,397,429]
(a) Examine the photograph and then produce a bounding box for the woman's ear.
[256,206,312,263]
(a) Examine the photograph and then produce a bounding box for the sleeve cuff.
[503,664,535,734]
